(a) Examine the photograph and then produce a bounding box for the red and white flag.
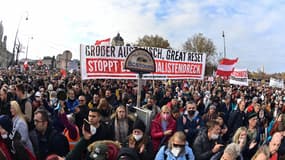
[24,61,29,69]
[216,58,238,77]
[95,38,111,46]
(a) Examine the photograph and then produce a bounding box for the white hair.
[224,143,241,159]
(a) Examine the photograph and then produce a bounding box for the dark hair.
[186,100,196,106]
[34,109,49,122]
[0,88,7,94]
[206,120,220,130]
[16,83,25,93]
[277,123,285,132]
[89,108,101,116]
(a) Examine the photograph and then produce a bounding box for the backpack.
[163,145,189,160]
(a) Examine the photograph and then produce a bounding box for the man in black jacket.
[29,109,69,160]
[193,120,224,160]
[87,108,112,143]
[227,98,246,136]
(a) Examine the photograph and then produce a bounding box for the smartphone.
[83,119,91,133]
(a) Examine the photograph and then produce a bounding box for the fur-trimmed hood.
[88,140,121,160]
[110,112,136,122]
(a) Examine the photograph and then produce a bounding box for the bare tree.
[183,33,217,75]
[136,35,170,48]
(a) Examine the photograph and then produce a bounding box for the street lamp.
[25,36,33,60]
[12,12,28,66]
[222,31,226,58]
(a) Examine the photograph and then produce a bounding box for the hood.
[183,110,199,120]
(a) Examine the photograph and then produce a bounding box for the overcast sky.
[0,0,284,73]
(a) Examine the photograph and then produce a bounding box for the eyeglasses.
[173,143,185,148]
[34,119,44,123]
[79,99,85,102]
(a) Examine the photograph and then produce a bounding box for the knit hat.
[0,115,13,133]
[209,104,216,110]
[247,112,257,121]
[89,143,108,160]
[132,119,146,133]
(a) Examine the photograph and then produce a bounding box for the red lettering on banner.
[155,60,202,75]
[231,71,247,77]
[86,58,120,73]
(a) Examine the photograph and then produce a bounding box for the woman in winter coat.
[10,100,34,154]
[150,105,176,152]
[155,131,195,160]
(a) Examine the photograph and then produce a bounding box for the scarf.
[114,118,129,143]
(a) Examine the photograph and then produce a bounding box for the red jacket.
[270,152,278,160]
[0,139,12,160]
[150,114,176,152]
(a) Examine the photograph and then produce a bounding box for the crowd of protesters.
[0,69,285,160]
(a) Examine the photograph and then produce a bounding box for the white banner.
[269,77,284,89]
[229,68,248,86]
[80,45,206,80]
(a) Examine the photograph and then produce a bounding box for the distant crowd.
[0,69,284,160]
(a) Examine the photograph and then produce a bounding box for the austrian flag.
[216,58,239,76]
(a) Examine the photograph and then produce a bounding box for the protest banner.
[269,77,284,89]
[80,45,206,80]
[229,68,248,86]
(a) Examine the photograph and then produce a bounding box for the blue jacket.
[176,111,204,146]
[155,145,195,160]
[66,98,79,113]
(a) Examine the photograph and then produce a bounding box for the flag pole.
[222,31,226,58]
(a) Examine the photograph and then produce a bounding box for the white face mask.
[211,134,219,140]
[171,147,181,157]
[90,125,96,135]
[133,134,143,141]
[1,134,8,139]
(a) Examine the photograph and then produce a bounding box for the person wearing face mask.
[193,120,224,160]
[151,105,176,152]
[65,108,112,160]
[176,101,204,147]
[142,96,160,121]
[123,118,154,160]
[155,131,195,160]
[0,115,35,160]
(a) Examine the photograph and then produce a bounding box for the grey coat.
[12,116,34,154]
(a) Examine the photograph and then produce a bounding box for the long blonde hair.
[232,127,247,147]
[10,100,26,122]
[251,145,270,160]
